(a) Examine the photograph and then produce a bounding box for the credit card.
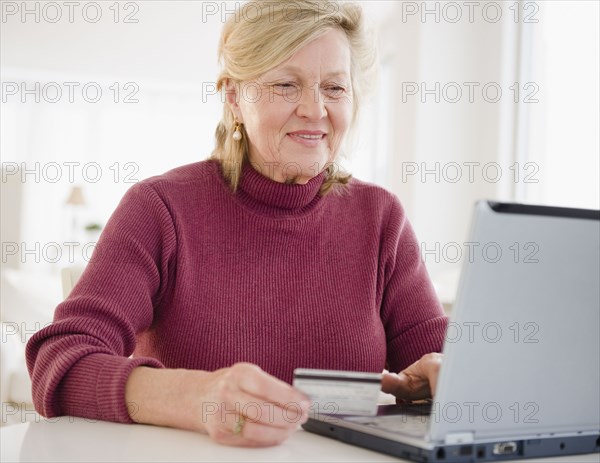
[293,368,382,417]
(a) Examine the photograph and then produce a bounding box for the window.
[521,1,599,209]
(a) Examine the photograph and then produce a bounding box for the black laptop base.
[303,418,600,462]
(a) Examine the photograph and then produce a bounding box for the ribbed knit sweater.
[26,159,447,424]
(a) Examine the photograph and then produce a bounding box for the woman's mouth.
[288,132,327,147]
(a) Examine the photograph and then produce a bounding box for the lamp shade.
[65,186,86,206]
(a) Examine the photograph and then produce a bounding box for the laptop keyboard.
[343,403,431,438]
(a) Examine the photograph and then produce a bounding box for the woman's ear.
[225,79,243,122]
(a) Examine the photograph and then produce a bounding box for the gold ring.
[233,416,245,435]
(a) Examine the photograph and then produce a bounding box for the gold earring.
[233,120,242,141]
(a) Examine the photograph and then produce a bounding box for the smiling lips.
[288,131,327,147]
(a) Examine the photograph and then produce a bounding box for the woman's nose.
[296,84,327,120]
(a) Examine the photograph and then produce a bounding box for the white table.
[2,417,598,462]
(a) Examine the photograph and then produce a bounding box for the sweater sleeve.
[25,182,176,423]
[380,196,448,372]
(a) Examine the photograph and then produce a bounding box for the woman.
[26,0,447,448]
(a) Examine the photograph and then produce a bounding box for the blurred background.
[1,0,598,422]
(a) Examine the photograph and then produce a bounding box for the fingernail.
[300,400,311,412]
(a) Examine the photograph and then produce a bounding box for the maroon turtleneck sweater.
[26,159,447,424]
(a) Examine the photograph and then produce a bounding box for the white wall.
[362,2,518,280]
[353,1,599,283]
[2,1,223,274]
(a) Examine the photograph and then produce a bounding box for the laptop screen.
[430,201,600,442]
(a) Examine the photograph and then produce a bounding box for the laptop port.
[459,446,473,456]
[493,442,517,455]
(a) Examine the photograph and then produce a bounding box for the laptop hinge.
[444,432,474,445]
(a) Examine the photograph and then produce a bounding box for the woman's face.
[227,28,353,184]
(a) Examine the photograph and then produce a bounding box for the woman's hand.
[196,363,311,446]
[126,363,310,447]
[380,353,443,403]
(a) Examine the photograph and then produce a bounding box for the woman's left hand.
[381,353,443,402]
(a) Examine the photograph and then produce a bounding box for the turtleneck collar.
[235,161,327,216]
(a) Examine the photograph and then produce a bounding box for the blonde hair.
[209,0,378,195]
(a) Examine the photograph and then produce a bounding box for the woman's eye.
[323,86,345,97]
[274,83,296,89]
[270,83,300,96]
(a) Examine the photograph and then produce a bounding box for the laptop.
[303,200,600,462]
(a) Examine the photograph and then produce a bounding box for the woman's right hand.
[126,363,311,447]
